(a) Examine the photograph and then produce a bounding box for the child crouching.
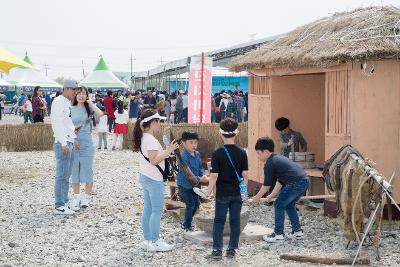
[252,137,309,242]
[177,131,208,232]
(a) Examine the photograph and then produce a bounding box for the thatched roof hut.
[237,6,400,207]
[230,6,400,71]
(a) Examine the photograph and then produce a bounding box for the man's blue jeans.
[212,195,243,250]
[179,186,200,229]
[140,174,164,242]
[274,177,309,235]
[54,142,74,208]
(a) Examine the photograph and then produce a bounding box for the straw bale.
[123,123,248,149]
[0,123,53,152]
[230,6,400,71]
[0,123,248,152]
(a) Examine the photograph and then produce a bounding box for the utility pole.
[130,53,136,90]
[44,64,48,76]
[160,57,164,90]
[81,60,85,78]
[130,54,133,78]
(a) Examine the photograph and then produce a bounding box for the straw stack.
[123,123,248,149]
[0,124,53,151]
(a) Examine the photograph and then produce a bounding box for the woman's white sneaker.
[147,239,174,252]
[69,195,81,211]
[54,205,75,215]
[141,240,149,250]
[80,193,90,208]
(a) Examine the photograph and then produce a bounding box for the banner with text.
[188,55,212,124]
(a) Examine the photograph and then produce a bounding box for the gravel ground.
[0,115,399,266]
[1,149,399,267]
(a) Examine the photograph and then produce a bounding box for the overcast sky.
[1,0,398,80]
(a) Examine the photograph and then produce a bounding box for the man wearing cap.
[50,79,78,215]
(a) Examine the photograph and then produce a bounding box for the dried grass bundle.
[0,123,53,151]
[123,123,248,149]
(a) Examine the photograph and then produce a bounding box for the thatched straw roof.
[230,6,400,72]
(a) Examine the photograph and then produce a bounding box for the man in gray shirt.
[275,117,307,158]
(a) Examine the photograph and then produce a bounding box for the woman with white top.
[133,109,179,252]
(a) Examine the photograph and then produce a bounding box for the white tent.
[0,77,11,92]
[79,56,128,92]
[5,52,62,92]
[0,77,10,86]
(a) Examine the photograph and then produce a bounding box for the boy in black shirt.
[252,137,309,243]
[203,118,248,260]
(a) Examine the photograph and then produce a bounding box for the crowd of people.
[5,87,53,123]
[2,86,249,125]
[95,88,249,125]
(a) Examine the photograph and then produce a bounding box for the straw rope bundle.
[323,145,383,242]
[230,6,400,71]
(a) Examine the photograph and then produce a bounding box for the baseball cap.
[63,79,78,89]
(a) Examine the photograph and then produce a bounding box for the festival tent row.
[79,55,128,93]
[5,52,62,93]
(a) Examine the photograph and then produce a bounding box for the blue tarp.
[168,76,248,94]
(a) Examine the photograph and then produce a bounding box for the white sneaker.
[80,193,90,208]
[263,233,285,243]
[69,195,81,211]
[147,239,174,252]
[141,240,149,250]
[287,230,304,240]
[54,205,75,215]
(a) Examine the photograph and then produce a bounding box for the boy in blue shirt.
[177,131,208,231]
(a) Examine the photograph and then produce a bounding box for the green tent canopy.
[79,55,128,89]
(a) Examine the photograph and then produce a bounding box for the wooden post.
[280,254,370,265]
[200,52,205,124]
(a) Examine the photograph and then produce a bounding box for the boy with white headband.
[203,118,248,260]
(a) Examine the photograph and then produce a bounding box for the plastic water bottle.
[162,134,170,146]
[239,183,248,201]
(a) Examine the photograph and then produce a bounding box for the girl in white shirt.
[24,95,33,123]
[112,101,129,150]
[132,109,178,252]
